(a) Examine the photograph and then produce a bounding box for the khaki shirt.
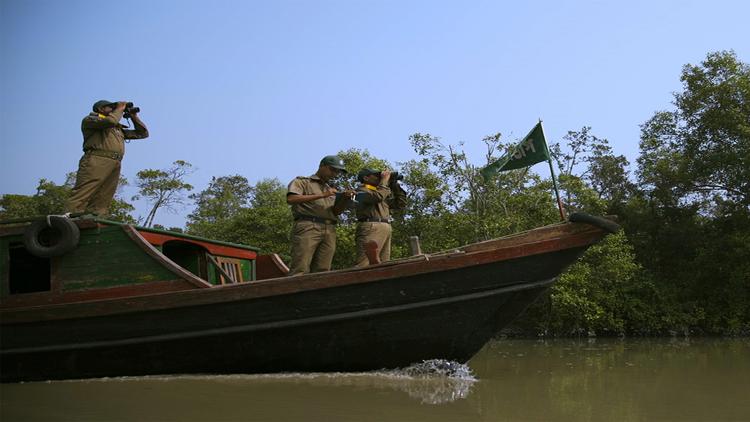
[355,183,407,220]
[81,110,149,156]
[287,174,338,221]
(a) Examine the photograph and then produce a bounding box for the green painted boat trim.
[0,216,260,253]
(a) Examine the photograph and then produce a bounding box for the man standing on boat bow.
[286,155,355,275]
[65,100,149,217]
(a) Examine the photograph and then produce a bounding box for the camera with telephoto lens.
[123,102,140,119]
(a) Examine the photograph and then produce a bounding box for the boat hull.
[0,247,585,382]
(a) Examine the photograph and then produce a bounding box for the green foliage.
[237,178,292,256]
[186,175,252,237]
[639,50,749,208]
[550,127,634,214]
[133,160,194,227]
[402,134,534,246]
[0,175,135,223]
[332,223,357,269]
[0,178,74,218]
[507,234,656,337]
[625,50,750,336]
[548,232,657,336]
[187,177,291,258]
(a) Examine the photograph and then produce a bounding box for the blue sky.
[1,0,748,228]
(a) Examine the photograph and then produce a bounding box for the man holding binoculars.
[354,168,407,267]
[65,100,149,217]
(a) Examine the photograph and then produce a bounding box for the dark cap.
[320,155,347,172]
[357,168,380,182]
[92,100,115,112]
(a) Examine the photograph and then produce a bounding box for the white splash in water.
[379,359,476,404]
[396,359,476,380]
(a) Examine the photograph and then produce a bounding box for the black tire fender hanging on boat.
[568,212,621,234]
[23,217,80,258]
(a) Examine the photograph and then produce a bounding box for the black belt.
[357,217,391,223]
[294,215,337,225]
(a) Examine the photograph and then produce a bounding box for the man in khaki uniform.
[354,168,408,267]
[65,100,149,217]
[287,155,354,275]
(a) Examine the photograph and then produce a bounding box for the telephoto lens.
[390,172,404,181]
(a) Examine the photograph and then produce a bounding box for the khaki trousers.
[289,220,337,275]
[355,222,392,267]
[66,153,121,216]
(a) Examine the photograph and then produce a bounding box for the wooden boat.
[0,213,618,382]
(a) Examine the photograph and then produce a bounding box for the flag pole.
[539,120,566,221]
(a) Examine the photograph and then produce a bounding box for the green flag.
[481,121,550,179]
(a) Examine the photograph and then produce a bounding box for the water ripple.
[58,359,477,404]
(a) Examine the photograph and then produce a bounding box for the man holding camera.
[65,100,148,217]
[287,155,355,275]
[354,169,407,267]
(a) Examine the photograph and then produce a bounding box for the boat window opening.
[214,257,243,284]
[161,241,208,280]
[8,243,51,294]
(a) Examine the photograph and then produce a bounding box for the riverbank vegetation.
[2,51,748,336]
